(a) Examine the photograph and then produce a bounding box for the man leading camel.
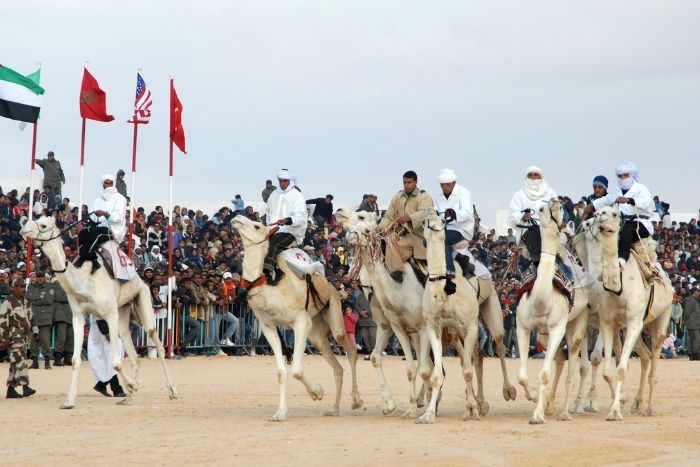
[378,170,433,283]
[75,174,127,273]
[263,169,306,285]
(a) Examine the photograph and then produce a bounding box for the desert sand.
[2,355,699,466]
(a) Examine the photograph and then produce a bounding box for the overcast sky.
[2,1,699,225]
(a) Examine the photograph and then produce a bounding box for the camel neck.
[240,240,267,283]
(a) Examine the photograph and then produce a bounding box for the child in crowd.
[343,304,359,351]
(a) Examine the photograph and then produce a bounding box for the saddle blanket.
[560,250,592,289]
[453,247,491,280]
[280,248,325,279]
[97,242,138,281]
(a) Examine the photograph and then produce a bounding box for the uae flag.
[0,64,45,123]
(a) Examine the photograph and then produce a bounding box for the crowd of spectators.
[1,178,699,361]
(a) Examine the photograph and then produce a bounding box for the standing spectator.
[343,304,359,351]
[683,287,700,360]
[232,194,245,215]
[306,194,334,225]
[35,150,65,196]
[26,271,54,369]
[175,276,200,355]
[0,278,37,398]
[51,280,73,367]
[115,169,127,197]
[653,195,671,220]
[349,279,375,357]
[217,271,240,346]
[261,179,276,203]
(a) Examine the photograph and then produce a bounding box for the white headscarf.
[523,165,549,200]
[276,169,296,193]
[437,168,458,184]
[100,174,119,200]
[615,162,638,191]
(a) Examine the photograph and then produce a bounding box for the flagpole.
[78,117,86,221]
[127,120,138,256]
[166,77,175,359]
[25,121,39,279]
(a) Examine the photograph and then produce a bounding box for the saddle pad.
[514,273,575,309]
[453,247,492,280]
[98,242,138,281]
[280,248,325,279]
[560,250,592,289]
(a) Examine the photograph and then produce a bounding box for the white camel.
[416,208,480,423]
[594,206,672,420]
[339,210,432,418]
[515,199,589,424]
[20,216,178,409]
[231,215,362,421]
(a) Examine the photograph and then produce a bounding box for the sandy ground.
[1,354,699,466]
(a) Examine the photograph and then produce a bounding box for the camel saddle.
[96,242,138,281]
[279,248,325,279]
[514,261,575,309]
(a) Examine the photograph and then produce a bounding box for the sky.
[2,1,700,226]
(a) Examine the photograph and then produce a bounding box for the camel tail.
[277,328,293,364]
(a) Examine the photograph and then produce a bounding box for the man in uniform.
[36,150,65,197]
[684,287,700,361]
[378,170,434,283]
[26,270,54,369]
[51,280,74,367]
[0,277,37,398]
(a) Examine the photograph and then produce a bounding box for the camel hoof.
[557,412,572,421]
[416,398,426,409]
[478,400,490,417]
[402,408,417,419]
[584,400,598,413]
[462,410,480,421]
[606,410,623,421]
[529,415,545,425]
[270,411,288,422]
[383,399,397,415]
[60,402,75,410]
[643,407,656,417]
[352,396,364,410]
[630,399,642,415]
[116,396,131,406]
[544,400,556,417]
[169,387,180,400]
[310,384,324,401]
[416,411,436,424]
[323,408,340,417]
[503,385,517,401]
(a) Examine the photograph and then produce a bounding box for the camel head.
[343,211,377,248]
[20,215,60,247]
[231,215,271,247]
[596,206,620,237]
[422,207,445,242]
[537,198,564,234]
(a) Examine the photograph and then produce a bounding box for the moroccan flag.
[170,79,186,153]
[80,68,114,122]
[0,64,45,123]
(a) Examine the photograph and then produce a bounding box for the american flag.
[129,73,152,124]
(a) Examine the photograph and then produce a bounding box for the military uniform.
[52,282,74,366]
[26,278,54,369]
[0,288,38,397]
[378,188,434,273]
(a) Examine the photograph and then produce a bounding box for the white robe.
[265,185,307,244]
[592,181,653,233]
[87,319,125,383]
[90,188,127,243]
[509,187,558,228]
[434,183,474,240]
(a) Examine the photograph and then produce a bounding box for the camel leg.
[416,327,434,412]
[530,321,567,425]
[61,310,85,409]
[643,318,666,418]
[606,317,644,421]
[370,324,396,414]
[600,320,617,408]
[559,316,586,421]
[288,315,324,404]
[307,318,343,417]
[104,310,138,404]
[516,321,537,403]
[394,329,419,418]
[471,341,489,416]
[584,331,603,412]
[545,349,566,417]
[259,322,289,421]
[116,307,140,405]
[410,333,428,409]
[630,338,650,415]
[481,294,517,401]
[135,285,178,400]
[571,333,591,414]
[461,321,480,421]
[321,307,363,411]
[416,325,443,424]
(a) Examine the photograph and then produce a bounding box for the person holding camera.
[0,277,37,398]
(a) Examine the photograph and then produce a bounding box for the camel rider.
[433,168,475,279]
[263,169,307,285]
[378,170,434,283]
[509,166,558,265]
[75,174,127,273]
[585,175,608,211]
[585,162,653,269]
